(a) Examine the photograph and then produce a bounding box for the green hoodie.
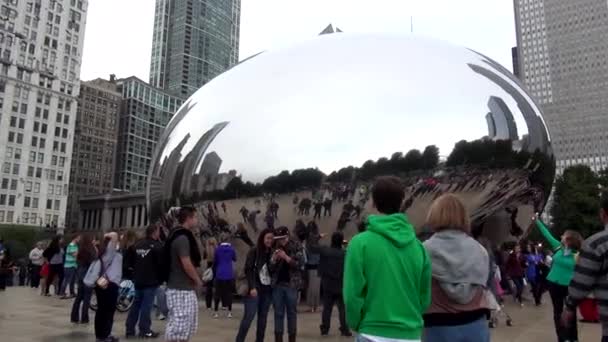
[343,213,431,340]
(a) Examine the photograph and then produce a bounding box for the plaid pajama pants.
[165,289,198,341]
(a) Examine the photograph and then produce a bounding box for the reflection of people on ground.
[248,210,260,232]
[235,223,255,248]
[323,198,332,217]
[240,206,249,223]
[313,201,323,220]
[265,210,275,230]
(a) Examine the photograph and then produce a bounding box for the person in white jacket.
[28,242,44,288]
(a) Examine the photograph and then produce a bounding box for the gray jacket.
[424,230,489,304]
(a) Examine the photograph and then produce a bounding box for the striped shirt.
[566,226,608,336]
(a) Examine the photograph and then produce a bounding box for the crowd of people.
[3,174,608,342]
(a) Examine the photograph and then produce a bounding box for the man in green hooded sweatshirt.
[344,176,432,342]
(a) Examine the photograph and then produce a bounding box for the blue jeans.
[60,267,76,296]
[235,286,272,342]
[156,286,168,317]
[125,286,158,335]
[423,317,490,342]
[70,267,92,323]
[272,286,298,335]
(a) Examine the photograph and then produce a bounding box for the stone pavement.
[0,287,602,341]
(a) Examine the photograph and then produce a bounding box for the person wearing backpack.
[163,207,202,342]
[125,225,163,339]
[236,228,275,342]
[344,176,432,342]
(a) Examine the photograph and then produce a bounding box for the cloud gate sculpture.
[147,33,555,243]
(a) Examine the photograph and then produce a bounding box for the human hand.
[532,213,539,222]
[276,250,288,261]
[250,289,258,297]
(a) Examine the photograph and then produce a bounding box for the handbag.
[84,254,115,289]
[202,267,214,283]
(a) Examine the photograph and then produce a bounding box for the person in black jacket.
[125,225,163,339]
[235,228,275,342]
[310,231,352,337]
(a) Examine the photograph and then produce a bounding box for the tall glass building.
[114,77,183,192]
[149,0,241,98]
[514,0,608,175]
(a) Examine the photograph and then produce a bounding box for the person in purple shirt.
[525,243,544,306]
[213,233,236,318]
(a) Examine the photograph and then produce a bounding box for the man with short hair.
[563,193,608,342]
[344,176,432,342]
[164,207,202,342]
[60,235,80,299]
[126,225,163,339]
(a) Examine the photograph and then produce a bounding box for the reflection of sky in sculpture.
[154,33,547,185]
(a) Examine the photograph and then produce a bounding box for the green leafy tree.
[550,165,601,238]
[421,145,440,170]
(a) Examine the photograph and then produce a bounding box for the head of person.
[257,228,274,251]
[219,232,230,244]
[35,241,43,249]
[177,206,198,229]
[145,224,160,241]
[601,192,608,225]
[426,193,470,233]
[120,229,137,250]
[49,235,61,251]
[331,231,344,249]
[372,176,405,215]
[307,221,319,235]
[274,226,290,247]
[515,245,522,254]
[97,236,113,259]
[561,230,583,251]
[72,234,81,244]
[206,237,218,249]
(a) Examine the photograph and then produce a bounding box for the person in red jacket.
[505,245,527,306]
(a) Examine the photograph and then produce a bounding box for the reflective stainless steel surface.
[147,33,555,240]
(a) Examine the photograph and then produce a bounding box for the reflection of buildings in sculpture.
[160,134,190,201]
[485,96,519,141]
[214,170,238,191]
[467,62,551,156]
[196,152,222,192]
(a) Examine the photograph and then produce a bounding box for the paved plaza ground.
[0,287,602,341]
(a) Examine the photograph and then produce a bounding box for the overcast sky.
[80,0,517,82]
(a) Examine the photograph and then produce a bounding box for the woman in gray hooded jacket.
[422,194,491,342]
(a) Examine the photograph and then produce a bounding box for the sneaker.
[139,331,160,339]
[227,312,233,319]
[213,312,219,319]
[341,331,353,337]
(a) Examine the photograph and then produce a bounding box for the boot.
[275,333,283,342]
[288,334,296,342]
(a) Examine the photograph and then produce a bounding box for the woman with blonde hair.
[422,194,490,342]
[204,237,218,310]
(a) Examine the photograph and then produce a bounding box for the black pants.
[314,210,321,220]
[529,278,543,305]
[214,279,233,311]
[320,291,348,334]
[30,265,41,288]
[95,282,119,340]
[205,280,214,309]
[45,264,63,295]
[548,281,578,342]
[511,276,524,303]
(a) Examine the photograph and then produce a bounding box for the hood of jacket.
[367,213,416,248]
[423,229,489,304]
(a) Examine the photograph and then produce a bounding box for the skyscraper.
[149,0,241,98]
[114,77,183,192]
[66,77,121,229]
[514,0,608,175]
[0,0,88,227]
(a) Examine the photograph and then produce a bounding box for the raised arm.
[535,219,561,251]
